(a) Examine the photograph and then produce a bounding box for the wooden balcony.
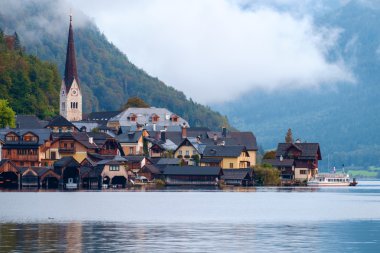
[58,147,76,153]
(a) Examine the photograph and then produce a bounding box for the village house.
[266,142,322,181]
[95,156,129,188]
[174,137,205,165]
[201,145,251,169]
[107,107,189,130]
[116,130,149,156]
[0,129,51,167]
[42,132,119,166]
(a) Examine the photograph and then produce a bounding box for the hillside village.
[0,17,322,190]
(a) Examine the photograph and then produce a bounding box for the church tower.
[60,14,82,121]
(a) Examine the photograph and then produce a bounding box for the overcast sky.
[67,0,354,104]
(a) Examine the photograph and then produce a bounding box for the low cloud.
[68,1,355,102]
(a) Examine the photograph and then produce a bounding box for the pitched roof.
[116,131,143,143]
[262,159,295,167]
[125,155,145,163]
[0,128,51,146]
[203,145,247,158]
[15,115,45,129]
[64,16,79,91]
[276,143,322,160]
[163,166,222,176]
[157,158,181,165]
[222,169,253,180]
[109,107,189,127]
[46,115,77,128]
[200,157,223,163]
[84,111,121,126]
[142,164,162,174]
[54,156,80,169]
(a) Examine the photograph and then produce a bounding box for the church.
[59,15,82,122]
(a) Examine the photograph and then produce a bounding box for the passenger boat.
[307,173,357,186]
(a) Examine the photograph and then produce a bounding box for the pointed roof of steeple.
[64,14,79,92]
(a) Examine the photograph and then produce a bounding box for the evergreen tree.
[0,99,16,128]
[14,31,21,51]
[285,128,293,143]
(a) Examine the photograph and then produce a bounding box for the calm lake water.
[1,181,380,252]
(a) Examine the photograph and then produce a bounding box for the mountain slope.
[0,0,229,129]
[214,1,380,169]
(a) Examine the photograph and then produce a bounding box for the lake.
[1,180,380,252]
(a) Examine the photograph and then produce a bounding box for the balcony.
[58,147,76,153]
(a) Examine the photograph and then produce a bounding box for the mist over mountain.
[0,0,228,129]
[214,0,380,169]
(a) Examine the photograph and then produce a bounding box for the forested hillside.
[0,30,60,118]
[0,0,229,129]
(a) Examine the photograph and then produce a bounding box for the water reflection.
[1,221,379,252]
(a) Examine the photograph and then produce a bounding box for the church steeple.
[64,14,79,92]
[60,14,82,122]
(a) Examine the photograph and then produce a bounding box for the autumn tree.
[285,128,293,143]
[0,99,16,128]
[263,150,276,159]
[121,97,149,110]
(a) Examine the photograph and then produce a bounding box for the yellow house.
[201,145,251,169]
[116,130,149,156]
[174,137,205,165]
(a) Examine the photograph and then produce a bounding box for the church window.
[62,102,65,110]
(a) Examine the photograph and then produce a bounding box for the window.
[193,150,197,155]
[300,170,307,175]
[230,163,234,168]
[179,150,182,155]
[109,165,120,171]
[186,150,189,156]
[62,102,65,110]
[129,147,134,154]
[51,151,56,160]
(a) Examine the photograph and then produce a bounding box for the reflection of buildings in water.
[65,222,83,253]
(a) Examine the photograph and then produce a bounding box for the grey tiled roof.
[157,158,181,165]
[262,159,295,167]
[15,115,45,129]
[109,107,189,127]
[0,128,51,146]
[222,169,253,180]
[203,145,247,158]
[46,115,77,129]
[276,143,321,160]
[116,131,142,143]
[163,166,222,176]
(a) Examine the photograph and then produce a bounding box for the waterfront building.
[162,166,223,186]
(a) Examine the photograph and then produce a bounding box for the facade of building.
[274,142,322,181]
[59,15,82,121]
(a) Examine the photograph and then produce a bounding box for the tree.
[0,99,16,128]
[263,150,276,159]
[285,128,293,143]
[14,32,21,51]
[121,97,150,110]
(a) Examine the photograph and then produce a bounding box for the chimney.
[160,131,166,142]
[89,137,94,144]
[222,127,227,138]
[213,133,218,145]
[181,125,187,139]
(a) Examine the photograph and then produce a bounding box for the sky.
[67,0,354,104]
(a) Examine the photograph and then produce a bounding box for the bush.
[254,165,281,186]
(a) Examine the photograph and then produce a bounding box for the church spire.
[64,14,79,92]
